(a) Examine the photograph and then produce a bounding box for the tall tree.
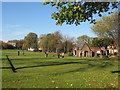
[0,41,2,49]
[39,31,62,52]
[62,35,75,53]
[53,31,63,52]
[16,40,25,49]
[77,35,92,45]
[42,2,118,25]
[2,43,14,49]
[38,34,47,51]
[24,32,38,50]
[9,40,25,49]
[92,38,114,55]
[91,12,118,47]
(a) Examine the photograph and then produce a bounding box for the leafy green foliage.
[16,40,25,49]
[91,12,119,56]
[39,31,74,53]
[2,43,15,49]
[77,35,93,45]
[91,12,118,47]
[67,52,73,56]
[62,37,75,53]
[10,40,25,49]
[92,38,114,49]
[24,32,38,49]
[39,31,63,52]
[0,41,2,49]
[42,2,118,25]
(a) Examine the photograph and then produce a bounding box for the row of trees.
[0,31,75,53]
[0,40,25,49]
[1,32,114,54]
[23,31,75,53]
[0,42,14,49]
[1,11,118,55]
[23,12,118,53]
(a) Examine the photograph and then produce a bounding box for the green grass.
[1,50,119,88]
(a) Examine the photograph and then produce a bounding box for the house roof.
[76,42,92,51]
[91,47,100,51]
[76,42,85,50]
[75,42,108,52]
[91,47,106,51]
[8,40,16,43]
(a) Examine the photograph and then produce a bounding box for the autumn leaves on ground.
[2,50,118,88]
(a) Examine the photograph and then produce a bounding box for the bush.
[67,52,73,56]
[33,50,41,52]
[109,55,117,58]
[94,55,100,58]
[2,43,15,49]
[109,53,113,56]
[7,44,15,49]
[100,55,109,59]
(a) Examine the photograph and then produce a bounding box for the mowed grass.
[1,50,119,88]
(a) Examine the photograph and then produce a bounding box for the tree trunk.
[112,46,114,55]
[99,47,102,55]
[56,48,57,53]
[105,46,108,56]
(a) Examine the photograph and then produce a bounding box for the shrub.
[109,55,117,58]
[109,53,113,56]
[100,55,109,59]
[67,52,73,56]
[94,55,100,58]
[2,43,15,49]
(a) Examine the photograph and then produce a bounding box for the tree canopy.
[39,31,63,52]
[91,12,118,46]
[62,35,75,53]
[77,35,92,44]
[92,38,114,49]
[24,32,38,49]
[39,31,74,53]
[42,2,118,25]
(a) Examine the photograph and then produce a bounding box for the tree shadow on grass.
[51,64,96,76]
[1,56,103,60]
[1,58,115,73]
[2,57,95,61]
[99,62,114,68]
[67,58,111,61]
[2,57,58,61]
[1,61,85,70]
[50,62,115,76]
[0,67,11,69]
[15,61,85,69]
[16,60,113,70]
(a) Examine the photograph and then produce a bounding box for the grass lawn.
[1,50,119,88]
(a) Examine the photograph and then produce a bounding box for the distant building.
[73,42,118,57]
[28,47,39,52]
[107,45,118,55]
[7,40,16,47]
[73,42,95,57]
[28,47,35,51]
[38,47,44,52]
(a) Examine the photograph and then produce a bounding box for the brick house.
[73,42,95,57]
[73,42,118,57]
